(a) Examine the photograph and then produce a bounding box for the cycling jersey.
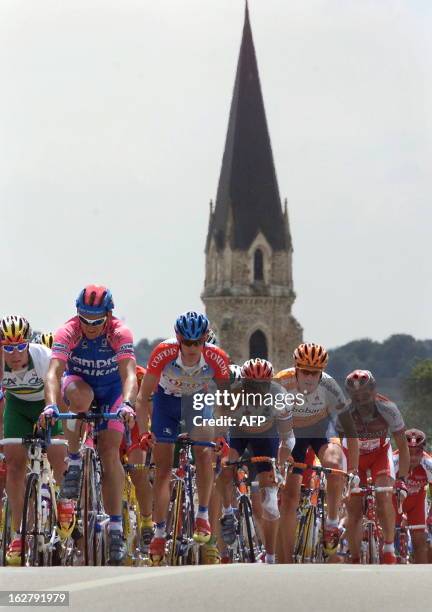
[230,381,293,435]
[146,338,230,396]
[1,343,51,402]
[338,394,405,455]
[393,451,432,496]
[274,368,347,429]
[52,316,135,388]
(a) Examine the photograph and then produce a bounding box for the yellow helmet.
[40,332,54,349]
[0,315,32,344]
[293,343,328,370]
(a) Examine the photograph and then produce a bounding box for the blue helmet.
[175,311,209,341]
[76,285,114,316]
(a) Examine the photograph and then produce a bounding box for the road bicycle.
[163,435,216,567]
[350,480,394,564]
[286,461,351,563]
[0,429,68,566]
[224,455,271,563]
[56,410,129,566]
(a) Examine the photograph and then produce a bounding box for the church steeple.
[202,2,302,371]
[206,1,289,253]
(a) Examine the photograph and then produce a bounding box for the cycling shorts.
[229,435,279,474]
[62,374,123,433]
[351,444,395,485]
[394,490,427,530]
[151,386,214,443]
[4,393,63,438]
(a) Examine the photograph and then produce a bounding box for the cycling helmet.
[0,315,32,344]
[229,364,242,383]
[405,428,426,448]
[39,332,54,349]
[76,285,114,316]
[241,358,274,381]
[206,328,218,345]
[174,311,209,341]
[345,370,376,394]
[294,343,328,370]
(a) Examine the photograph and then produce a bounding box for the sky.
[0,0,431,349]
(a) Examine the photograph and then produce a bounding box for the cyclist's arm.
[393,429,409,478]
[135,372,158,434]
[337,409,359,472]
[118,357,138,406]
[44,358,67,406]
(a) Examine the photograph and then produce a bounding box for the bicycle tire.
[295,505,314,562]
[169,480,184,566]
[367,523,379,564]
[81,448,98,566]
[239,496,256,563]
[20,473,40,566]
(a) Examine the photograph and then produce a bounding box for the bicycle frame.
[0,433,67,566]
[351,482,394,564]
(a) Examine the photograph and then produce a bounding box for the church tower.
[201,2,302,371]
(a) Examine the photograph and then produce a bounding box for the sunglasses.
[181,338,205,347]
[78,314,107,327]
[298,368,321,377]
[3,342,28,353]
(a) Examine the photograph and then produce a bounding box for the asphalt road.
[0,565,430,612]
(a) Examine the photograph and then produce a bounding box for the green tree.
[402,360,432,441]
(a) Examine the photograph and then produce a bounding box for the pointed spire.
[206,2,290,253]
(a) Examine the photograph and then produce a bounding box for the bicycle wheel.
[122,478,139,565]
[1,497,12,566]
[81,448,99,565]
[366,523,379,564]
[294,505,314,563]
[20,473,40,566]
[238,496,256,563]
[168,480,184,566]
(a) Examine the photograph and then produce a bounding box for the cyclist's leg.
[217,443,242,546]
[253,436,279,562]
[405,492,427,563]
[280,435,307,563]
[61,374,94,453]
[3,395,39,532]
[46,420,67,485]
[318,440,345,523]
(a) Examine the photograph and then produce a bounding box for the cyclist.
[341,369,409,564]
[218,358,295,564]
[135,311,231,565]
[393,428,432,563]
[34,332,55,350]
[40,285,138,564]
[119,364,154,550]
[0,315,66,565]
[275,343,359,562]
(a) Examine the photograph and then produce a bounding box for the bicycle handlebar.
[226,455,275,467]
[286,461,349,478]
[0,437,67,447]
[56,411,132,446]
[351,486,394,494]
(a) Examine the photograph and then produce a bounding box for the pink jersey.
[52,316,135,386]
[147,338,230,396]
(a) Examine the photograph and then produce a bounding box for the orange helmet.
[136,365,146,389]
[294,343,328,370]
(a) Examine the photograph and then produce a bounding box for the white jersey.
[232,381,293,435]
[274,368,348,429]
[1,343,51,402]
